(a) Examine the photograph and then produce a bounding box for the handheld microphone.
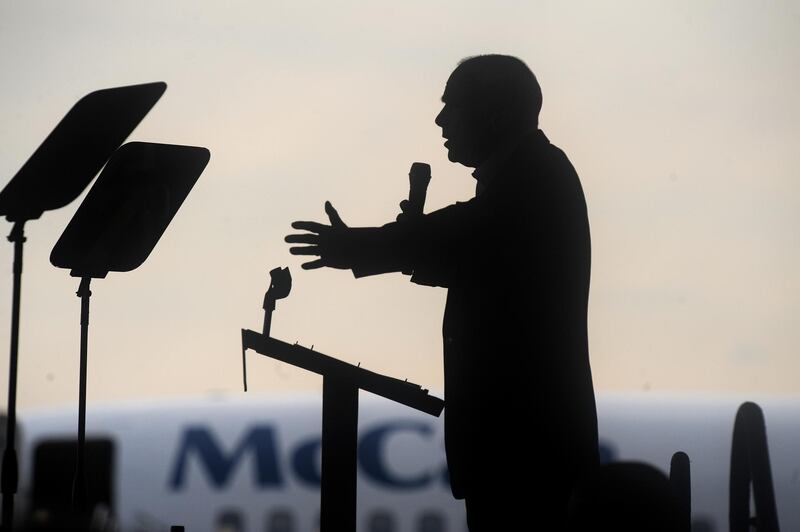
[407,162,431,215]
[401,163,430,276]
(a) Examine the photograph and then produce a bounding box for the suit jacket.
[347,129,598,499]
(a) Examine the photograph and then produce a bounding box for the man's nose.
[435,106,446,128]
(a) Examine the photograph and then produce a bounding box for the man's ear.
[489,109,514,136]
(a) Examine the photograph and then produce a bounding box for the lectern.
[0,82,165,530]
[50,142,209,517]
[242,270,444,532]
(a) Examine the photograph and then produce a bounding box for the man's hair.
[446,54,543,130]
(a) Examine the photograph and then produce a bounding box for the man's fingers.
[291,221,328,233]
[289,245,321,256]
[301,258,326,270]
[325,201,347,228]
[285,234,319,244]
[399,199,411,213]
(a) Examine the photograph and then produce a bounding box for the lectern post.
[321,378,359,532]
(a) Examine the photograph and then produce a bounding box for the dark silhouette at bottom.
[567,462,682,532]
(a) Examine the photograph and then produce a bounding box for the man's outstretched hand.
[286,201,353,270]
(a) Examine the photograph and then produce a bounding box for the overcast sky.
[0,0,798,409]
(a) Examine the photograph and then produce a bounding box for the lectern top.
[0,82,166,222]
[242,329,445,417]
[50,142,210,278]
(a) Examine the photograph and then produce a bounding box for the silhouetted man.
[286,54,599,531]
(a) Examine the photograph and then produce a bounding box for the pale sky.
[0,0,798,409]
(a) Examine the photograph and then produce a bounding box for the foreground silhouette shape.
[287,54,598,530]
[670,451,692,532]
[567,462,682,532]
[730,402,780,532]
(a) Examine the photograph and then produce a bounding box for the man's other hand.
[396,199,424,222]
[286,201,352,270]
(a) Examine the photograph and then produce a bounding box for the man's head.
[435,55,542,168]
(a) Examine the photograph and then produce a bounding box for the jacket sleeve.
[348,196,488,288]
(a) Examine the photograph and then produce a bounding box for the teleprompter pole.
[72,277,92,516]
[2,222,25,531]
